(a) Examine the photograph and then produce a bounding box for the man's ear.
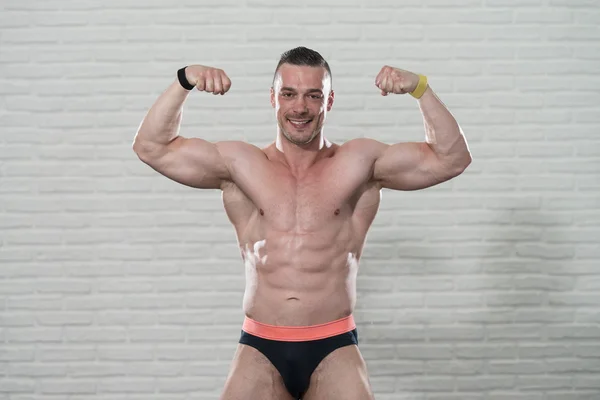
[270,87,275,108]
[327,90,335,112]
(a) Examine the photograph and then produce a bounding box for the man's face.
[270,64,334,146]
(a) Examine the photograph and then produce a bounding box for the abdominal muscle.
[240,227,360,327]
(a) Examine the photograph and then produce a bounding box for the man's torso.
[221,140,381,326]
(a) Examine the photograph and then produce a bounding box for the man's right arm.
[132,65,236,190]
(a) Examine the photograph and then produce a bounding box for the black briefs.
[239,327,359,399]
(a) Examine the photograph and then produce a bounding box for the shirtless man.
[132,47,471,400]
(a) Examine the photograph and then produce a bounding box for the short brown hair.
[272,46,332,87]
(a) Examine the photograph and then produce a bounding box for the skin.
[233,64,374,328]
[222,65,378,399]
[133,62,471,399]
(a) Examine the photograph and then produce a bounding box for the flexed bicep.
[136,137,241,190]
[373,141,457,191]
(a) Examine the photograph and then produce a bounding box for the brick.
[425,360,485,375]
[9,363,68,377]
[574,376,600,389]
[96,379,156,393]
[367,360,425,376]
[488,361,546,374]
[514,309,574,323]
[514,276,575,291]
[455,377,514,391]
[427,326,485,341]
[426,294,483,307]
[5,329,63,343]
[518,344,573,358]
[575,310,600,323]
[547,393,599,400]
[454,344,518,359]
[395,345,453,360]
[573,344,600,357]
[396,377,455,391]
[395,309,456,324]
[487,325,544,340]
[155,378,216,392]
[456,309,514,323]
[0,378,35,393]
[64,328,127,343]
[547,325,600,340]
[0,347,35,362]
[516,376,573,390]
[37,347,96,362]
[97,346,154,361]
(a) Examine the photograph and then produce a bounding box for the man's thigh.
[302,344,375,400]
[220,343,294,400]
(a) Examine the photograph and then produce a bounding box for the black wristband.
[177,67,195,90]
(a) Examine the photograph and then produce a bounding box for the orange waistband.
[242,315,356,342]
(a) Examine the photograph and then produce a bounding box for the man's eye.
[311,95,322,99]
[282,93,293,97]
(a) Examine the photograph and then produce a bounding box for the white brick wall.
[1,0,599,398]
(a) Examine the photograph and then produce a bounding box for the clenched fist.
[375,66,421,96]
[184,65,232,95]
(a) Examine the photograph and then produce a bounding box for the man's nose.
[292,96,309,113]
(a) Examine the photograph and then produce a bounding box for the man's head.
[270,47,334,147]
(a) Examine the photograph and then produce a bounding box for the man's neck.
[275,131,331,176]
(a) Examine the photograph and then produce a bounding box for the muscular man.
[132,47,471,400]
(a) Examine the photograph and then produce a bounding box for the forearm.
[133,79,191,150]
[417,86,471,166]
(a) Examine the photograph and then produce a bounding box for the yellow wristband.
[410,74,428,99]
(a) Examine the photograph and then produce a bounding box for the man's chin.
[283,130,318,146]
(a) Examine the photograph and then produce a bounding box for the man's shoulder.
[218,140,269,159]
[338,137,387,159]
[340,137,383,148]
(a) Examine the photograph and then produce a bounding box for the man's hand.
[375,66,420,96]
[185,65,232,95]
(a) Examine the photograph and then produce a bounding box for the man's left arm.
[371,66,472,190]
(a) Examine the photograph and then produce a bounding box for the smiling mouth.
[287,118,313,128]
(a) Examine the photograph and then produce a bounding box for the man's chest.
[259,177,350,231]
[224,155,376,232]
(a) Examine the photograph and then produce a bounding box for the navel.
[334,209,340,215]
[259,208,264,216]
